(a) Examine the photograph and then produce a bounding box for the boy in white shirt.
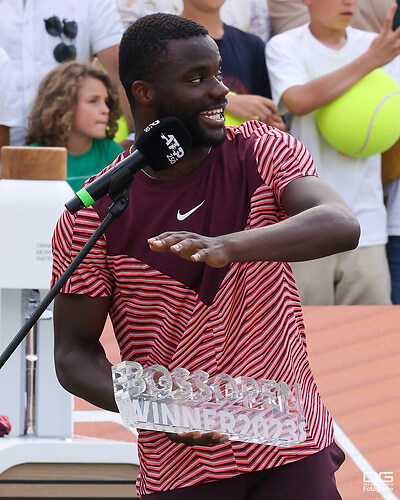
[266,1,400,305]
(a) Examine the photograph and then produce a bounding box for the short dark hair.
[119,13,208,110]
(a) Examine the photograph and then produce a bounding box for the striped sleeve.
[51,207,114,296]
[252,124,317,205]
[226,121,317,210]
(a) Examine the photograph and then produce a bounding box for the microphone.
[65,117,193,214]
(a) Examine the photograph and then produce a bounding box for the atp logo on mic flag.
[160,132,185,164]
[137,117,193,172]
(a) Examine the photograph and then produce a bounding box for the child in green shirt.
[26,61,124,192]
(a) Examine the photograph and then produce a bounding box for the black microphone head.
[135,117,193,171]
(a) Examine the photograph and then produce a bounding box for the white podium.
[0,147,140,499]
[0,147,74,438]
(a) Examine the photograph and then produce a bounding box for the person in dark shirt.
[214,24,271,97]
[181,0,284,129]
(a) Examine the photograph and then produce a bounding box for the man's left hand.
[148,231,231,268]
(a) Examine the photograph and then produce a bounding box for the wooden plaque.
[1,146,67,180]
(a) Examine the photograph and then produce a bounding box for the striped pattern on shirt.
[52,122,334,495]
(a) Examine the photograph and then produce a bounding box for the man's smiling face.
[151,35,229,147]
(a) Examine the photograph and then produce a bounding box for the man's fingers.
[148,232,208,261]
[170,238,197,253]
[166,431,202,443]
[148,232,187,250]
[166,431,229,446]
[195,431,229,445]
[148,232,229,267]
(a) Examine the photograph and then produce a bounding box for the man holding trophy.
[51,13,360,500]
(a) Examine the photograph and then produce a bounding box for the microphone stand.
[0,183,131,370]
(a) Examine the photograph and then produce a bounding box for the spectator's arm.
[283,4,400,115]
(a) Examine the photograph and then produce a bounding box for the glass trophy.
[112,361,307,446]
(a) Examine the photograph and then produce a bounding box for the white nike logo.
[177,200,205,221]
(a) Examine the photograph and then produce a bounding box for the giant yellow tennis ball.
[315,69,400,157]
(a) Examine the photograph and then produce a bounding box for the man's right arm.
[269,3,400,116]
[53,292,117,412]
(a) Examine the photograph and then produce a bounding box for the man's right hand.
[166,431,229,446]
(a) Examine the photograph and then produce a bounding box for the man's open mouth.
[200,108,224,121]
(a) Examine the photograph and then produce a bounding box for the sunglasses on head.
[44,16,78,63]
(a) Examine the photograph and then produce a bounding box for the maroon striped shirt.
[52,122,334,496]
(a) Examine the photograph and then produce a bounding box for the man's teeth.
[200,108,223,120]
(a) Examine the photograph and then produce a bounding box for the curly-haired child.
[26,61,124,192]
